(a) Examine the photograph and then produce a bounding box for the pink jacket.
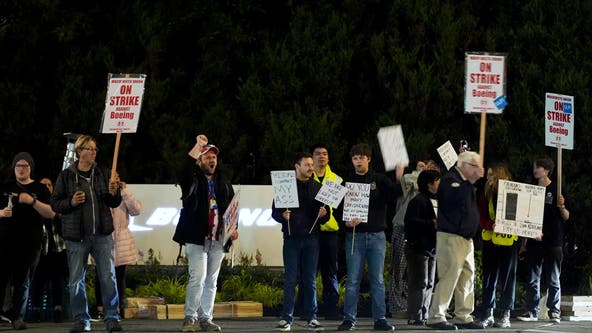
[112,188,142,266]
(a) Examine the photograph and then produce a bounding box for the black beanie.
[12,152,35,174]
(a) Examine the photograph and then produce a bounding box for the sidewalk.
[1,317,590,332]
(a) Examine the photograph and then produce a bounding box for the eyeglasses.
[81,147,99,152]
[15,164,30,169]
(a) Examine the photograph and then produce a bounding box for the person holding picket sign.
[271,152,328,332]
[336,143,398,332]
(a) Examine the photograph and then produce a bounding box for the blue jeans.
[524,246,563,315]
[282,234,320,323]
[343,232,387,322]
[66,235,120,326]
[481,241,517,311]
[184,240,226,319]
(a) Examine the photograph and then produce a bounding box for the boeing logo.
[129,207,277,232]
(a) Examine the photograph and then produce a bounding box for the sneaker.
[90,311,104,322]
[199,318,221,331]
[0,313,11,324]
[516,311,538,322]
[494,310,511,328]
[69,321,91,333]
[307,319,324,331]
[12,319,27,330]
[427,321,458,330]
[105,318,122,332]
[182,316,197,332]
[456,320,485,329]
[549,312,561,323]
[276,319,291,331]
[407,319,426,325]
[337,320,355,331]
[374,319,395,331]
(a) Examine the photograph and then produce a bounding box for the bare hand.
[71,191,86,207]
[196,134,208,147]
[230,230,239,241]
[346,218,361,228]
[318,206,327,218]
[283,209,291,221]
[17,192,35,205]
[557,194,565,208]
[1,207,12,218]
[109,179,120,195]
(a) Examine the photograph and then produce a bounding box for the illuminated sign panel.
[126,184,284,266]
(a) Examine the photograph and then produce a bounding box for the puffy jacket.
[112,188,142,266]
[51,163,121,241]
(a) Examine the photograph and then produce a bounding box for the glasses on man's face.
[82,147,98,152]
[15,164,30,169]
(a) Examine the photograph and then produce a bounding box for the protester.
[94,177,142,320]
[404,169,440,326]
[173,134,238,332]
[0,152,56,330]
[310,143,343,320]
[272,152,328,332]
[478,164,517,328]
[336,143,397,331]
[426,151,485,330]
[517,156,570,323]
[51,135,123,333]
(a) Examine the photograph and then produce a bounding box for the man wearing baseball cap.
[174,134,238,332]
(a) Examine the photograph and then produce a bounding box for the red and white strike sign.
[545,93,574,150]
[101,73,147,133]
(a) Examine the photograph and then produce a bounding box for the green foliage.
[128,276,187,304]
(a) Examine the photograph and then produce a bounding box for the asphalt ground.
[1,317,590,333]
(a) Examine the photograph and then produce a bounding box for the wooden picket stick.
[308,205,325,234]
[351,225,356,255]
[479,110,487,167]
[557,147,562,199]
[111,132,121,181]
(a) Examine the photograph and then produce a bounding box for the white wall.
[126,184,285,266]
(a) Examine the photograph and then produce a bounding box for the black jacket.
[437,167,479,239]
[404,191,437,256]
[173,156,234,251]
[271,178,328,238]
[51,163,121,241]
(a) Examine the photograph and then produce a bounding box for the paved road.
[1,317,590,332]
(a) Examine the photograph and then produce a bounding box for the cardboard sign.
[437,140,459,170]
[377,125,409,172]
[101,73,147,133]
[270,170,299,208]
[343,182,371,222]
[315,179,347,208]
[545,93,574,150]
[464,53,506,114]
[493,180,546,239]
[222,191,240,246]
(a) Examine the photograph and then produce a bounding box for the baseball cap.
[199,144,220,157]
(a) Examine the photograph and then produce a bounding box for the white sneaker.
[276,319,291,331]
[182,316,197,332]
[307,319,324,331]
[549,312,561,323]
[516,311,538,322]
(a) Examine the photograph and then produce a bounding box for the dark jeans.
[31,251,68,310]
[405,246,435,321]
[319,232,339,316]
[481,241,517,311]
[523,245,563,315]
[281,234,320,323]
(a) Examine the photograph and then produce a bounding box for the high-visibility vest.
[313,165,342,232]
[481,197,518,246]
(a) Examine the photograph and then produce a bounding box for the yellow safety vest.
[481,197,518,246]
[313,165,342,232]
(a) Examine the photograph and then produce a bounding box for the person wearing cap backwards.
[173,134,238,332]
[0,152,56,330]
[51,135,122,333]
